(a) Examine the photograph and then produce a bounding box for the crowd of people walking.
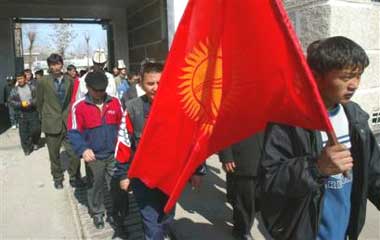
[2,36,380,240]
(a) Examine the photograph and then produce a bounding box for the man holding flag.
[116,1,379,239]
[125,0,335,214]
[258,36,380,240]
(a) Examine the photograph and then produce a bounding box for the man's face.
[25,72,32,81]
[142,72,161,101]
[120,68,127,76]
[87,86,106,102]
[17,76,26,86]
[68,69,77,79]
[316,67,362,109]
[49,62,63,75]
[36,74,43,81]
[129,75,140,84]
[112,67,119,76]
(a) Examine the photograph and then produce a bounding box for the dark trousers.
[45,129,80,181]
[18,110,40,153]
[228,175,256,235]
[132,178,174,240]
[86,156,116,217]
[8,104,18,126]
[111,178,129,220]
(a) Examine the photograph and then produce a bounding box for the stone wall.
[127,0,168,72]
[285,0,380,131]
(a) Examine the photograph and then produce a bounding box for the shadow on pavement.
[175,163,234,238]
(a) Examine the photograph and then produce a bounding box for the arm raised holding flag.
[127,0,335,214]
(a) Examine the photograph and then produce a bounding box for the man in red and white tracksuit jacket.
[68,71,128,229]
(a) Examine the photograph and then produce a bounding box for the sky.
[21,23,108,57]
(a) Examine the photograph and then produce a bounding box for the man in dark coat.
[36,53,82,189]
[258,36,380,240]
[8,72,40,155]
[219,133,264,240]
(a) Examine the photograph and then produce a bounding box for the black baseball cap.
[85,71,108,90]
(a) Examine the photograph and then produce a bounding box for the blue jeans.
[132,179,174,240]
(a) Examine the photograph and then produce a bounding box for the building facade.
[0,0,379,132]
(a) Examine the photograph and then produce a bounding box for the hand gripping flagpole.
[327,130,350,177]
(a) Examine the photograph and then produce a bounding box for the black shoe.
[33,144,39,151]
[24,150,32,156]
[106,215,116,227]
[69,177,86,188]
[54,180,63,190]
[93,215,105,229]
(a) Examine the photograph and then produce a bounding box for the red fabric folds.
[128,0,333,212]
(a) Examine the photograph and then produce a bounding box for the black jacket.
[218,133,264,176]
[258,102,380,240]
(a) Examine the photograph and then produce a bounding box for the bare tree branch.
[49,24,77,58]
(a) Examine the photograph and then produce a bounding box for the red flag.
[127,0,333,212]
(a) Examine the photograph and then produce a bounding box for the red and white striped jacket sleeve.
[115,110,133,163]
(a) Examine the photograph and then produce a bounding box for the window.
[372,110,380,132]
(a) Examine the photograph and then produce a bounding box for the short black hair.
[79,69,88,77]
[35,69,44,76]
[141,62,164,79]
[67,64,76,71]
[47,53,64,66]
[307,36,369,76]
[16,71,25,78]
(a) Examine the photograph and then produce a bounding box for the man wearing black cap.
[68,71,123,229]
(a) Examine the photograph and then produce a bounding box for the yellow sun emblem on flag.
[178,40,223,136]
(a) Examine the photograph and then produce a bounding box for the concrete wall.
[166,0,188,47]
[127,0,168,72]
[0,3,129,103]
[285,0,380,131]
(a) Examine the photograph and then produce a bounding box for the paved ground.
[67,177,145,240]
[0,129,80,239]
[1,127,379,240]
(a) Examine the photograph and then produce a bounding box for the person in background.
[35,69,44,83]
[114,59,129,99]
[79,69,87,78]
[24,69,37,87]
[4,76,18,129]
[8,72,40,155]
[76,49,117,100]
[219,133,264,240]
[121,71,144,109]
[112,66,119,78]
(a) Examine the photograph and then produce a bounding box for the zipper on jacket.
[311,130,325,237]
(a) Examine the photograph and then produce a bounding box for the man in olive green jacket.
[36,53,81,189]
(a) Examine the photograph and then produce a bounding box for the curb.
[65,181,85,239]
